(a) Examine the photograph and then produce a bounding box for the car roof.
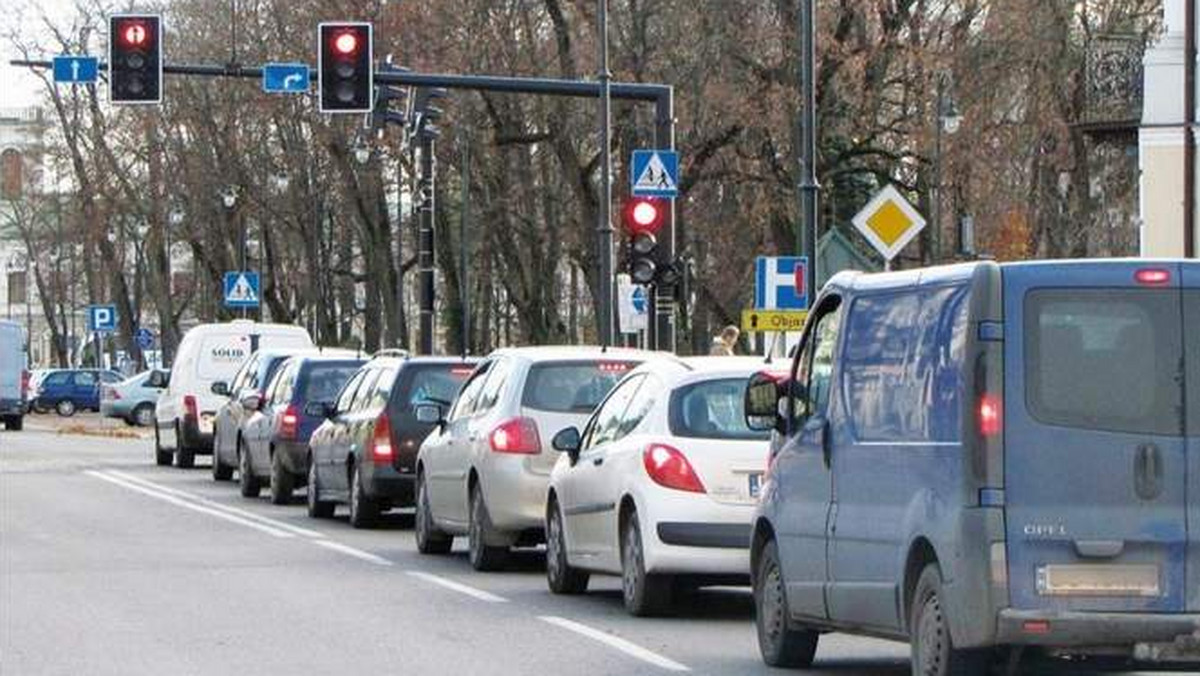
[628,356,768,386]
[487,346,661,363]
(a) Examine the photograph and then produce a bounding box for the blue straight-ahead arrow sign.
[262,63,311,94]
[53,56,99,84]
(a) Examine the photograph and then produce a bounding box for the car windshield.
[522,361,639,413]
[670,377,771,440]
[301,364,361,403]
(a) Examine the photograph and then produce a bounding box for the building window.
[1,149,22,200]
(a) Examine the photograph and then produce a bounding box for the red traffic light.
[121,23,148,47]
[624,197,665,234]
[332,31,359,56]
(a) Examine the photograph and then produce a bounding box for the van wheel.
[211,435,233,481]
[911,564,986,676]
[4,415,23,431]
[269,451,294,505]
[175,424,195,469]
[306,455,335,519]
[154,425,172,466]
[621,510,671,616]
[755,538,818,667]
[348,464,379,529]
[55,399,76,417]
[546,500,589,594]
[238,440,261,498]
[415,472,452,554]
[468,482,509,571]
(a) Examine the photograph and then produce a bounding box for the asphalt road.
[0,427,1186,675]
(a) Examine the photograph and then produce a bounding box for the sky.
[1,0,78,110]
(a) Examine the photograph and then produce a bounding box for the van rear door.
[1180,265,1200,612]
[1005,262,1187,613]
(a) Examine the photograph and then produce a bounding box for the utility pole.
[798,0,820,305]
[460,135,471,356]
[1186,0,1196,257]
[597,0,615,348]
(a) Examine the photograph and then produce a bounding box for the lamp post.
[597,0,614,348]
[932,74,962,264]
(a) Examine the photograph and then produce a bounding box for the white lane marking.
[406,571,509,603]
[105,469,325,539]
[312,540,393,567]
[538,616,691,672]
[85,471,294,539]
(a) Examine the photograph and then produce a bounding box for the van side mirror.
[211,381,230,397]
[305,401,333,419]
[746,372,787,433]
[415,403,444,427]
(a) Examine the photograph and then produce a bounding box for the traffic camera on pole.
[318,22,373,114]
[109,14,162,105]
[624,197,666,285]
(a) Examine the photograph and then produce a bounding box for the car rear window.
[671,378,770,440]
[522,361,638,413]
[1025,289,1183,436]
[392,364,474,411]
[302,363,364,403]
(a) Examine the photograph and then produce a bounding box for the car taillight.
[368,412,394,463]
[489,417,542,455]
[643,443,705,494]
[979,394,1002,437]
[183,395,198,421]
[278,404,300,441]
[105,386,121,401]
[1135,268,1171,286]
[598,362,633,374]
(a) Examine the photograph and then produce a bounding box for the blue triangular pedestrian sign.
[224,271,261,308]
[631,150,679,198]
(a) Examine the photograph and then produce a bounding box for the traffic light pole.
[418,131,436,356]
[798,0,820,306]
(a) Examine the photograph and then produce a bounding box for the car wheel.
[415,472,452,554]
[55,399,76,417]
[238,439,261,498]
[269,450,294,505]
[755,538,818,667]
[621,509,672,616]
[911,564,986,676]
[175,423,195,469]
[132,404,155,428]
[468,482,509,571]
[348,464,380,529]
[306,454,335,519]
[211,434,233,481]
[546,500,589,594]
[154,424,172,466]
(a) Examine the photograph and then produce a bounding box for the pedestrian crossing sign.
[224,271,260,309]
[631,150,679,198]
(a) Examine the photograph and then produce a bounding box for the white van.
[155,321,313,467]
[0,320,27,431]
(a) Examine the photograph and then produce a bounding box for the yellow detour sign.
[742,309,808,333]
[852,184,926,262]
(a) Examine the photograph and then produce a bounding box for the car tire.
[238,439,261,498]
[546,500,589,594]
[348,464,380,529]
[55,399,76,417]
[175,423,195,469]
[211,435,234,481]
[415,472,452,554]
[269,450,294,505]
[468,482,509,571]
[154,425,172,466]
[754,538,819,668]
[620,509,671,616]
[910,564,986,676]
[132,404,155,428]
[306,453,335,519]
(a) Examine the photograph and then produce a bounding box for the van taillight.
[368,413,394,463]
[20,370,29,399]
[979,394,1002,437]
[489,417,542,454]
[643,444,706,494]
[1135,268,1171,286]
[278,405,300,441]
[183,395,198,421]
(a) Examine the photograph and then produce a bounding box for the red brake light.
[450,367,475,377]
[278,404,300,441]
[20,370,29,399]
[489,417,542,455]
[598,362,633,374]
[643,443,706,494]
[979,394,1002,437]
[368,412,394,463]
[1135,268,1171,286]
[333,31,359,55]
[183,395,198,420]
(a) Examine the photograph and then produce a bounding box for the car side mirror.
[211,381,229,397]
[305,401,333,419]
[239,391,262,411]
[746,372,788,433]
[415,403,444,427]
[552,427,582,462]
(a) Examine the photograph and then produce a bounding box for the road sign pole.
[798,0,820,309]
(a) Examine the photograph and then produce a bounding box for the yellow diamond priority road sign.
[852,184,926,262]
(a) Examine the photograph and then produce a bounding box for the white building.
[0,106,46,363]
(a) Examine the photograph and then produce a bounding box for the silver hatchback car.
[414,347,657,571]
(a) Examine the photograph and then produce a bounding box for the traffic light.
[109,14,162,105]
[319,22,373,114]
[624,197,666,285]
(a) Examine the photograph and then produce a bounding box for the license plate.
[1037,564,1161,597]
[748,472,763,499]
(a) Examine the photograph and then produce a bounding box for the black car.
[307,352,478,528]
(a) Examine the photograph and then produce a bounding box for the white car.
[543,357,771,616]
[413,346,658,571]
[154,321,313,468]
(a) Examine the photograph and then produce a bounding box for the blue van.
[744,260,1200,674]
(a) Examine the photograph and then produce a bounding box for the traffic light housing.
[109,14,162,105]
[624,197,666,285]
[319,22,373,114]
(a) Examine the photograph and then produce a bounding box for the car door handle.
[1134,443,1163,500]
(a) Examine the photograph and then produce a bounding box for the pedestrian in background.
[710,325,740,356]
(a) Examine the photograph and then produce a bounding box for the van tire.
[754,538,818,667]
[910,564,986,676]
[154,426,172,466]
[238,440,261,498]
[414,473,452,554]
[4,415,23,431]
[175,424,195,468]
[621,510,672,616]
[468,483,509,571]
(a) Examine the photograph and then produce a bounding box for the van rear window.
[1025,289,1182,436]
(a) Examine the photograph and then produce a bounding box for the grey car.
[101,370,168,427]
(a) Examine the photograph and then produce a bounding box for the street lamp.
[932,73,961,263]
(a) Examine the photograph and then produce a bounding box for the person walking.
[710,325,740,356]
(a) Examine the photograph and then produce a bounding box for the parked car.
[744,260,1200,675]
[307,352,479,528]
[101,370,168,427]
[544,357,770,615]
[413,347,656,570]
[211,348,316,484]
[237,354,365,504]
[0,320,27,430]
[32,368,124,417]
[154,321,314,468]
